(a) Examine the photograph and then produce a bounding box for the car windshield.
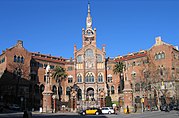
[109,107,113,110]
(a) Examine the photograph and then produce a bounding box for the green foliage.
[113,61,124,92]
[113,61,124,75]
[105,96,112,107]
[51,66,67,82]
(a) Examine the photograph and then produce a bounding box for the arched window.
[85,72,94,83]
[14,55,17,62]
[135,96,140,103]
[158,54,161,59]
[97,54,102,62]
[17,56,20,63]
[85,49,93,57]
[107,74,112,83]
[141,82,146,91]
[98,73,103,82]
[160,68,163,76]
[77,55,83,63]
[68,75,73,83]
[66,87,70,96]
[161,52,165,59]
[21,57,24,63]
[52,85,57,95]
[111,86,115,94]
[118,85,121,94]
[135,83,140,92]
[77,89,82,100]
[59,86,62,96]
[77,74,82,83]
[40,84,44,93]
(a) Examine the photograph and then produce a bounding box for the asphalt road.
[0,110,178,118]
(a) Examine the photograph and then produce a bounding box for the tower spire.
[86,1,92,28]
[88,2,90,17]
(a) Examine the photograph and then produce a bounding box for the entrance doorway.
[86,88,95,101]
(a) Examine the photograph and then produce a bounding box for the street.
[0,111,179,118]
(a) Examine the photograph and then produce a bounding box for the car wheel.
[82,112,85,115]
[96,112,99,115]
[108,111,111,114]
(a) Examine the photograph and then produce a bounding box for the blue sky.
[0,0,179,59]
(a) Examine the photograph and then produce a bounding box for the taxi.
[79,107,102,115]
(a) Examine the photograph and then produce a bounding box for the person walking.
[134,104,137,113]
[23,111,28,118]
[127,105,129,114]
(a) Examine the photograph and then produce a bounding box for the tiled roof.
[31,52,66,64]
[115,51,147,62]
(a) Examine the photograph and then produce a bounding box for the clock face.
[86,30,93,36]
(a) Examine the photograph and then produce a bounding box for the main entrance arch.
[86,87,95,101]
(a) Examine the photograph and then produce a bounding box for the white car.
[101,107,114,114]
[9,104,20,110]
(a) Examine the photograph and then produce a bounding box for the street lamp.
[15,68,21,102]
[20,97,23,111]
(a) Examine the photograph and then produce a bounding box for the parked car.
[79,107,102,115]
[160,104,167,111]
[101,107,114,114]
[173,104,179,110]
[9,104,20,111]
[151,106,158,111]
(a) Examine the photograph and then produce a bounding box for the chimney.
[155,36,163,46]
[17,40,23,47]
[102,44,106,52]
[74,44,77,52]
[2,50,5,54]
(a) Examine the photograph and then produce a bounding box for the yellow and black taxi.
[79,107,102,115]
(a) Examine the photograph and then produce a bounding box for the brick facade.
[0,4,179,111]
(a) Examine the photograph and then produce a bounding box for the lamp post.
[0,96,3,102]
[15,68,21,102]
[52,95,56,113]
[161,80,166,105]
[24,89,26,110]
[20,97,23,111]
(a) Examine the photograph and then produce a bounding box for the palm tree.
[52,66,67,83]
[113,61,124,93]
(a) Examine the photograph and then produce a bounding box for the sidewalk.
[32,110,78,115]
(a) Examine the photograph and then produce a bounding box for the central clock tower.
[82,3,96,48]
[74,2,107,102]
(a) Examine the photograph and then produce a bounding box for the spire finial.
[88,1,90,16]
[86,1,92,28]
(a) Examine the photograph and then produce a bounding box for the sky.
[0,0,179,59]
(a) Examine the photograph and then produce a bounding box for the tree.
[138,52,169,106]
[105,96,112,107]
[52,66,67,103]
[52,66,67,83]
[113,61,124,93]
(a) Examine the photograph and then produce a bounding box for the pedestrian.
[23,110,28,118]
[127,105,129,114]
[134,104,137,113]
[114,106,118,115]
